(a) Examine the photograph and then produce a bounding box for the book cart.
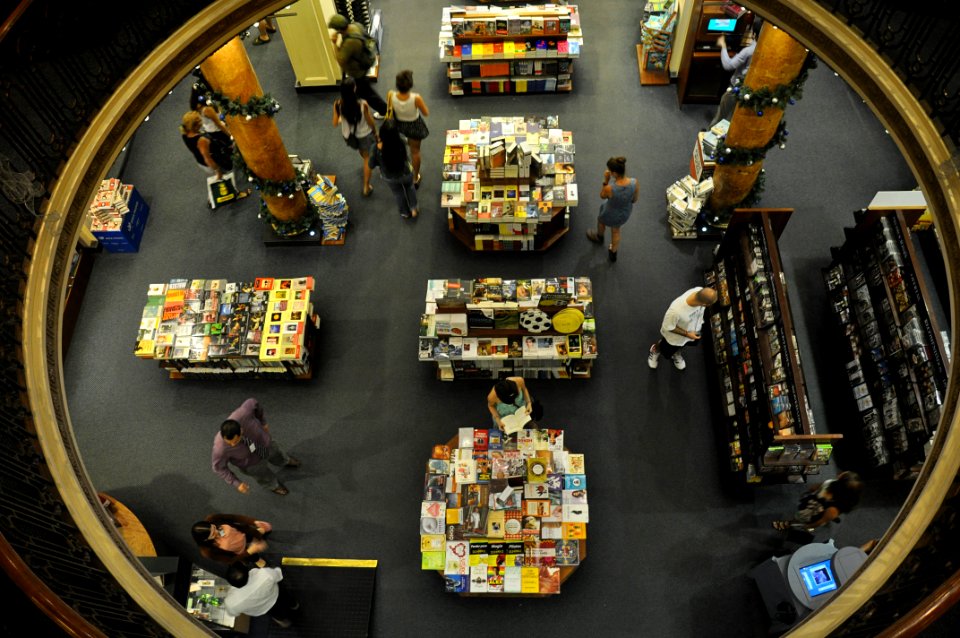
[442,115,577,252]
[419,277,597,381]
[702,209,841,484]
[134,276,320,380]
[439,4,582,96]
[821,208,948,479]
[420,427,587,595]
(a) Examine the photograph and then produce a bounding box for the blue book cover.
[563,474,586,490]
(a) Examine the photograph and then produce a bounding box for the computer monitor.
[798,559,838,598]
[706,18,738,34]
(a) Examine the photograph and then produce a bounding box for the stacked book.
[135,276,315,374]
[88,178,134,230]
[420,427,587,594]
[666,175,713,237]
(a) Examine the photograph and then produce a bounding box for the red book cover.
[473,429,489,450]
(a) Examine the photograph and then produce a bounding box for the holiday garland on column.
[193,74,320,237]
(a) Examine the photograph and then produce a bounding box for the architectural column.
[709,25,808,214]
[200,37,307,228]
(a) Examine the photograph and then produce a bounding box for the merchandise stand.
[703,209,840,484]
[822,208,948,478]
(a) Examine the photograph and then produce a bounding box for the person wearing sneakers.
[224,561,300,629]
[212,398,301,496]
[586,156,638,262]
[648,287,718,371]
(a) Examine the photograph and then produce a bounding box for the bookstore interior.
[42,0,958,634]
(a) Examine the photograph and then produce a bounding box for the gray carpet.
[64,2,946,636]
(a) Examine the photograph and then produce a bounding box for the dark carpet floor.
[63,2,954,636]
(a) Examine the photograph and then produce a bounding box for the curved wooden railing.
[1,0,958,636]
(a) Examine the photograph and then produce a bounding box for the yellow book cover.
[259,341,282,361]
[420,534,445,552]
[562,522,587,539]
[446,507,461,525]
[135,340,155,358]
[520,566,540,593]
[486,510,505,538]
[503,41,515,57]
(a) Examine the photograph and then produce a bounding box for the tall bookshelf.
[822,209,948,478]
[419,277,597,381]
[442,115,576,252]
[135,276,319,380]
[702,209,840,484]
[439,4,583,96]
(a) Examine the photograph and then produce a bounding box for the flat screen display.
[706,18,737,33]
[799,559,838,597]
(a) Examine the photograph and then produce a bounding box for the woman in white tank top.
[387,70,430,186]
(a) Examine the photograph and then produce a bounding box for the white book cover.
[562,504,589,523]
[470,565,489,592]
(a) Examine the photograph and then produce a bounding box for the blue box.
[93,187,150,252]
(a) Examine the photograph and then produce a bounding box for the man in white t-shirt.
[648,287,718,371]
[223,561,300,628]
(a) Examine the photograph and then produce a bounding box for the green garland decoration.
[710,120,789,166]
[729,52,818,113]
[231,150,306,198]
[702,169,767,228]
[192,78,281,120]
[258,197,320,238]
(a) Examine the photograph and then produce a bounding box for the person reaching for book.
[487,377,534,430]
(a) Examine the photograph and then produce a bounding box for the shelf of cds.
[134,276,319,380]
[439,4,583,96]
[442,115,576,252]
[702,209,840,484]
[420,427,587,595]
[419,277,597,381]
[822,209,948,478]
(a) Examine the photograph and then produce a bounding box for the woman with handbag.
[368,119,419,219]
[332,77,377,197]
[386,70,430,187]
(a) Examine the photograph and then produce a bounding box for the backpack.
[345,28,378,71]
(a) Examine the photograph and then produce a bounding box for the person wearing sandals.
[772,470,864,532]
[368,119,419,219]
[386,70,430,187]
[333,77,378,197]
[251,14,277,46]
[212,398,301,496]
[585,156,638,262]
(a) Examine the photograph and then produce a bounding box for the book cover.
[566,453,585,474]
[562,504,589,523]
[564,474,586,490]
[504,510,524,540]
[421,500,445,519]
[444,575,468,592]
[473,450,491,483]
[469,564,489,592]
[446,507,462,525]
[473,428,489,450]
[487,565,505,593]
[520,566,540,593]
[524,539,557,566]
[538,566,561,593]
[424,473,446,501]
[524,499,551,517]
[420,516,444,535]
[541,522,563,539]
[562,522,587,540]
[503,565,522,593]
[421,551,445,570]
[524,483,550,499]
[563,489,588,504]
[454,458,477,484]
[445,540,470,575]
[555,539,580,565]
[458,427,474,448]
[487,510,506,538]
[421,534,445,552]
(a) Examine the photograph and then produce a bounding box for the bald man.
[648,287,718,371]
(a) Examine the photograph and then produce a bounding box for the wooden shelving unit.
[439,4,582,96]
[703,209,840,484]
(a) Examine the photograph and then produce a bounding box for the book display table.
[419,277,597,380]
[134,276,319,380]
[442,115,577,251]
[439,4,582,96]
[88,178,150,253]
[420,427,587,596]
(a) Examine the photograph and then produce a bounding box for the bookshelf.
[134,276,319,380]
[439,4,583,96]
[638,1,676,86]
[419,277,597,381]
[822,209,948,479]
[420,428,587,595]
[702,209,840,484]
[442,115,576,252]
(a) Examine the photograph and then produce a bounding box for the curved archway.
[18,1,959,635]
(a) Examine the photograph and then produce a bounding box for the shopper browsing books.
[487,377,534,431]
[332,77,378,197]
[585,157,638,262]
[648,287,718,371]
[368,119,419,219]
[211,398,301,496]
[772,471,864,532]
[710,18,762,127]
[224,561,300,628]
[387,70,430,186]
[191,513,271,566]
